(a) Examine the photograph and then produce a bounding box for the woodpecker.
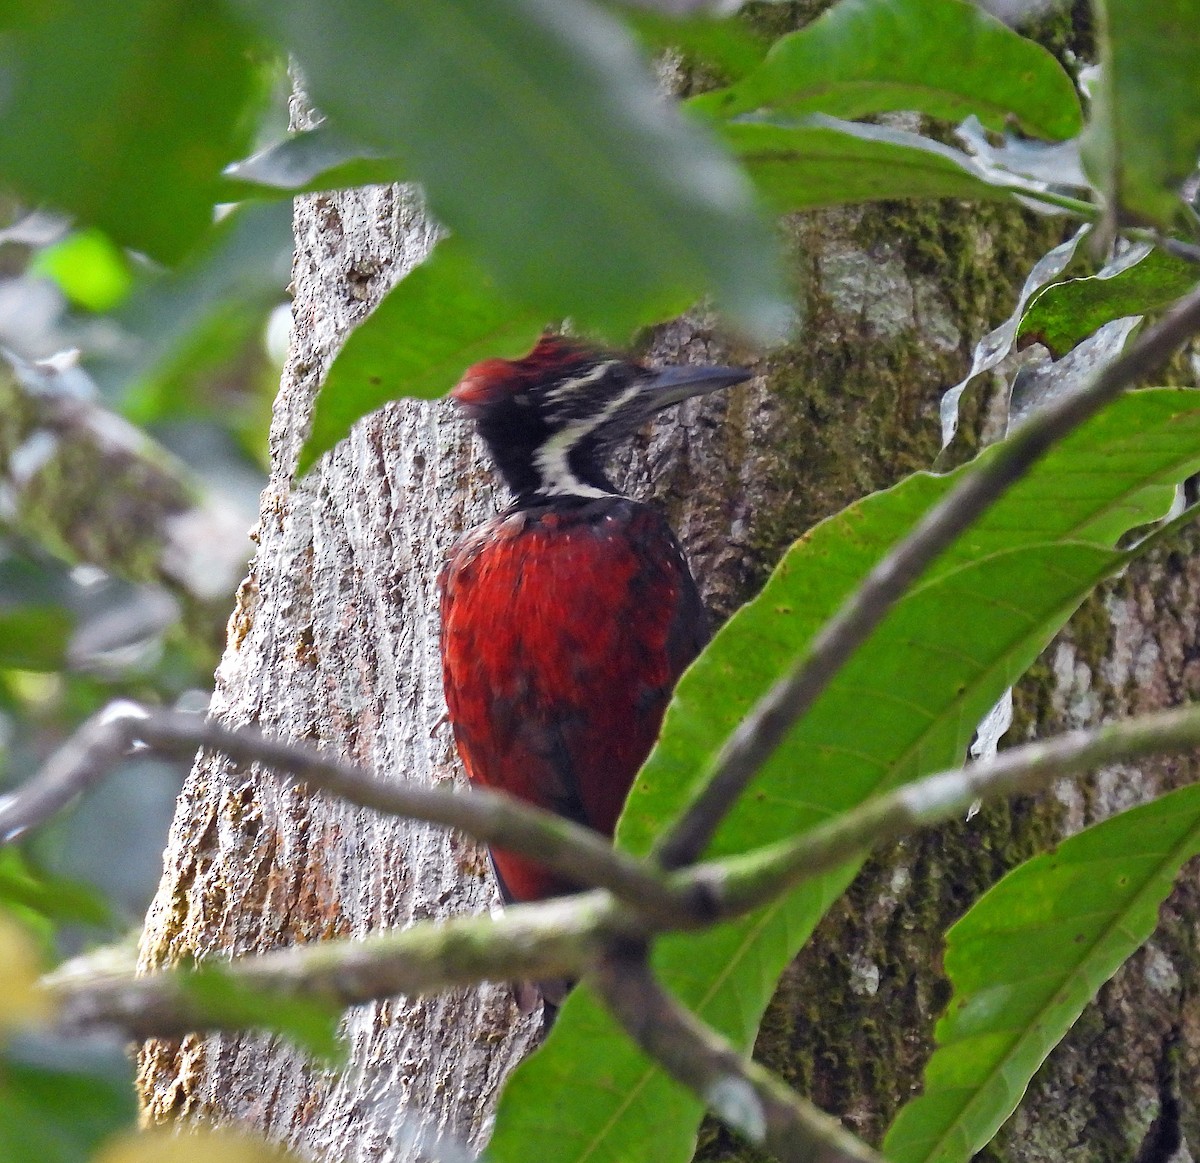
[439,334,749,905]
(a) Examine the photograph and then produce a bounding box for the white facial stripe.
[543,360,619,405]
[534,380,642,498]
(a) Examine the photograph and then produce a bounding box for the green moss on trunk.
[692,6,1099,1158]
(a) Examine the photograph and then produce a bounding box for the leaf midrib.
[579,550,1112,1161]
[563,403,1200,1161]
[904,811,1200,1163]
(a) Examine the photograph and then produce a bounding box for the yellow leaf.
[95,1126,300,1163]
[0,907,49,1032]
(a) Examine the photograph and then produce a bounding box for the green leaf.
[184,966,345,1065]
[1083,1,1200,228]
[1019,246,1200,357]
[624,10,769,81]
[29,230,133,313]
[0,608,71,672]
[883,781,1200,1163]
[0,850,110,930]
[87,201,294,404]
[219,125,405,200]
[487,389,1200,1163]
[692,0,1082,140]
[227,0,789,343]
[299,238,546,474]
[723,116,1030,212]
[0,0,267,263]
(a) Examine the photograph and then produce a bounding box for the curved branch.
[0,702,699,923]
[48,892,623,1040]
[655,281,1200,869]
[36,704,1200,1043]
[695,701,1200,920]
[590,944,883,1163]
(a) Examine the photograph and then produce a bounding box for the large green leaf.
[884,781,1200,1163]
[298,238,546,474]
[724,118,1033,213]
[1019,246,1199,357]
[228,0,788,343]
[487,390,1200,1163]
[1083,0,1200,227]
[0,0,266,263]
[692,0,1081,140]
[495,545,1114,1163]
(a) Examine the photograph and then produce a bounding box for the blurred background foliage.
[0,11,291,1156]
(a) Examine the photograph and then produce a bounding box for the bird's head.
[452,334,749,504]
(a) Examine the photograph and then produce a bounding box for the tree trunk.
[137,11,1200,1163]
[135,172,545,1157]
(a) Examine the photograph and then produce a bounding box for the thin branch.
[36,703,1200,1041]
[695,702,1200,921]
[655,281,1200,870]
[1124,230,1200,266]
[0,701,140,845]
[590,944,884,1163]
[0,702,698,925]
[47,892,624,1041]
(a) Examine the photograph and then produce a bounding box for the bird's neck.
[497,442,619,508]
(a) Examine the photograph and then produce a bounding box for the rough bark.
[984,538,1200,1163]
[134,173,545,1157]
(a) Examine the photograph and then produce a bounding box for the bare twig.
[655,281,1200,869]
[0,702,697,924]
[1126,232,1200,266]
[696,702,1200,920]
[47,891,624,1040]
[0,701,143,845]
[1160,237,1200,265]
[590,944,884,1163]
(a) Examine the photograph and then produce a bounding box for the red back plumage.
[440,336,746,904]
[440,498,705,902]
